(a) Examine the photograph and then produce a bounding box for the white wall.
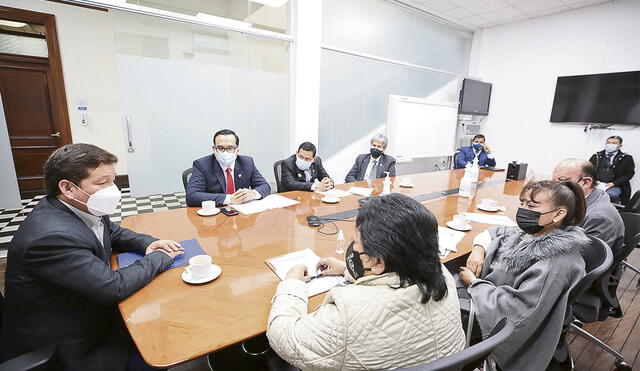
[470,0,640,194]
[1,0,128,174]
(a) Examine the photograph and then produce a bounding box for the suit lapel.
[234,158,244,189]
[375,155,384,178]
[212,155,227,193]
[360,156,371,179]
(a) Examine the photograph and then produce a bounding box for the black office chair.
[394,318,515,371]
[613,190,640,213]
[182,168,193,191]
[0,292,56,371]
[620,212,640,289]
[273,160,284,193]
[452,151,460,169]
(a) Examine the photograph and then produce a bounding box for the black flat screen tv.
[550,71,640,124]
[459,78,492,116]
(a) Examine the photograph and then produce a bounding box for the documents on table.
[464,212,517,227]
[348,187,374,197]
[437,226,464,259]
[265,248,345,297]
[231,194,300,215]
[315,188,353,198]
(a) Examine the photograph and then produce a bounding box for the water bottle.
[336,230,345,254]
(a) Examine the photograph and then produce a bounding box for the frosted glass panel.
[0,33,47,58]
[113,11,289,196]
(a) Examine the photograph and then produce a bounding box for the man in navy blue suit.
[186,129,271,207]
[455,134,496,169]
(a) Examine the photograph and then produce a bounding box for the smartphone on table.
[221,207,239,216]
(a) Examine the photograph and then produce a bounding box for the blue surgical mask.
[215,151,237,168]
[605,143,618,153]
[296,156,312,171]
[473,143,483,151]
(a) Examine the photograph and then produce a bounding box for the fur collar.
[496,226,589,273]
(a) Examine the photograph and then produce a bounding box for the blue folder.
[116,239,205,270]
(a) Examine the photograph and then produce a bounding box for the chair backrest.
[623,191,640,213]
[182,168,193,191]
[452,151,460,169]
[394,318,515,371]
[567,235,613,307]
[273,160,284,193]
[621,212,640,250]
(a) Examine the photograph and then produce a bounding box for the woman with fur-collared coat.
[267,194,465,371]
[460,180,590,371]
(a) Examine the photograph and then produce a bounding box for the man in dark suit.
[589,135,635,204]
[0,143,184,371]
[345,134,396,183]
[455,134,496,169]
[186,129,271,207]
[280,142,333,192]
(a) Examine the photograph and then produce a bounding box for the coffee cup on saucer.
[198,200,220,216]
[447,214,471,231]
[185,255,212,279]
[478,198,499,211]
[399,177,414,188]
[321,196,340,204]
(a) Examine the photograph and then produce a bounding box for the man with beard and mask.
[588,135,635,204]
[455,134,497,169]
[461,180,588,371]
[345,134,396,182]
[280,142,333,192]
[1,144,184,371]
[186,129,271,207]
[266,194,465,370]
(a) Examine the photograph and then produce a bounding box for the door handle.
[125,116,135,153]
[50,132,61,137]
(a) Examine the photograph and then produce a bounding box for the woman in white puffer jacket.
[267,193,466,371]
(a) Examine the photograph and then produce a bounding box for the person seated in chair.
[0,144,184,371]
[588,135,635,204]
[267,194,465,370]
[186,129,271,207]
[460,180,588,371]
[280,142,333,192]
[455,134,496,169]
[345,133,396,182]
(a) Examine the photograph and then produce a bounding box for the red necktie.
[225,167,235,194]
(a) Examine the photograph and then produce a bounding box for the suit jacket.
[455,146,496,169]
[0,197,172,371]
[345,153,396,183]
[186,154,271,206]
[281,154,331,192]
[589,150,635,204]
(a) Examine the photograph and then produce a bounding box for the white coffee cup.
[186,255,212,279]
[452,214,469,227]
[480,198,498,208]
[201,200,217,213]
[401,177,412,185]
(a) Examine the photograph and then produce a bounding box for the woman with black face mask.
[266,193,465,370]
[459,180,589,371]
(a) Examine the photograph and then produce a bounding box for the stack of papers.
[464,212,517,227]
[348,187,374,197]
[266,248,344,297]
[437,227,464,259]
[231,194,300,215]
[315,188,352,198]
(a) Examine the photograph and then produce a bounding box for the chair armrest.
[0,345,55,371]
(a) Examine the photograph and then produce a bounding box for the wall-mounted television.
[459,78,492,116]
[550,71,640,124]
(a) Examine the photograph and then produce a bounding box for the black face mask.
[516,207,559,234]
[370,148,383,159]
[345,241,371,280]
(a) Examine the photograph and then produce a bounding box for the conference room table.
[117,169,528,367]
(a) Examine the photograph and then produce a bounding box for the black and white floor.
[0,188,187,257]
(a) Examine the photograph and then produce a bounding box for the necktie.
[606,153,614,167]
[369,159,378,180]
[225,168,235,194]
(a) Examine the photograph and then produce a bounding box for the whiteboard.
[385,95,458,158]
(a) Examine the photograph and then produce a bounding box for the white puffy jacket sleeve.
[266,279,345,371]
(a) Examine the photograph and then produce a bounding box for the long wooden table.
[117,169,526,367]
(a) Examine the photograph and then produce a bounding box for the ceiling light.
[0,20,28,28]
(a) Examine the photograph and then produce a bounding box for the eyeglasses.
[215,146,237,153]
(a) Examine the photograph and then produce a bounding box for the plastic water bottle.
[381,172,391,195]
[336,230,345,254]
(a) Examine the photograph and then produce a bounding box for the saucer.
[197,208,220,216]
[321,197,340,204]
[182,264,222,284]
[477,204,499,212]
[399,183,414,188]
[446,220,472,231]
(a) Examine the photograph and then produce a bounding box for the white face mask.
[71,183,121,216]
[216,151,237,168]
[296,156,312,171]
[605,143,618,153]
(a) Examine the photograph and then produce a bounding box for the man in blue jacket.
[455,134,496,169]
[186,129,271,207]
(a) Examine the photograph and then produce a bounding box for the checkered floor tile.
[0,188,186,253]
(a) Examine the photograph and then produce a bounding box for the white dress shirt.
[60,199,104,246]
[364,157,379,179]
[219,161,262,205]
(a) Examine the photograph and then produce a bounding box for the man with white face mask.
[588,135,635,204]
[186,129,271,207]
[1,143,184,371]
[280,142,333,192]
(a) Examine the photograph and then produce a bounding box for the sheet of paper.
[464,212,517,227]
[315,188,352,198]
[231,194,300,215]
[595,181,609,191]
[348,187,374,197]
[437,226,464,258]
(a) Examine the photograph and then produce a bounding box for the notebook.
[116,238,205,270]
